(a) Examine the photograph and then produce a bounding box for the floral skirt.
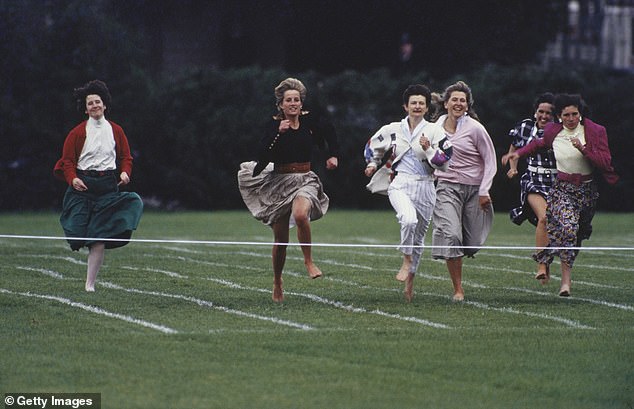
[533,179,598,267]
[237,161,329,226]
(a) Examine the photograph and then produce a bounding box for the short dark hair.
[533,92,554,111]
[74,80,111,113]
[402,84,431,106]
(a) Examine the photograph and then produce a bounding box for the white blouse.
[77,116,116,171]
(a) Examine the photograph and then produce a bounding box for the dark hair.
[73,80,111,113]
[402,84,431,106]
[553,93,591,122]
[402,84,433,119]
[533,92,554,111]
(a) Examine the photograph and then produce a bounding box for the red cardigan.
[516,118,619,185]
[53,120,133,185]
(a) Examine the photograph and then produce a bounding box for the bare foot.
[395,268,409,282]
[404,273,414,302]
[395,256,412,281]
[539,265,551,285]
[273,279,284,302]
[452,292,464,302]
[535,264,550,284]
[85,283,95,292]
[306,263,323,279]
[558,284,571,297]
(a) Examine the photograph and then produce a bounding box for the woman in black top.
[238,78,339,302]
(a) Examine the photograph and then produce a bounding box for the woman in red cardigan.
[54,80,143,292]
[502,94,618,296]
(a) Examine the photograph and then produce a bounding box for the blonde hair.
[274,78,307,110]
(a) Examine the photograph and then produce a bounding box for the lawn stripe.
[17,266,65,279]
[0,288,178,334]
[508,287,634,311]
[18,254,86,265]
[283,271,596,329]
[12,246,622,330]
[98,281,314,331]
[15,265,313,331]
[337,247,634,274]
[204,277,451,329]
[125,251,612,328]
[122,265,189,279]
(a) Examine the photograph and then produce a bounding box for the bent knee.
[292,212,310,226]
[397,213,418,228]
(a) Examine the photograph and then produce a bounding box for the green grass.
[1,210,633,409]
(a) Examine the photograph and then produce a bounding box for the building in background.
[542,0,634,71]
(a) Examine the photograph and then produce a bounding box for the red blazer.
[516,118,618,185]
[53,120,133,185]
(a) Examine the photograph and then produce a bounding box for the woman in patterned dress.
[502,93,556,283]
[502,94,618,296]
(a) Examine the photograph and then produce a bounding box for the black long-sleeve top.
[253,111,339,175]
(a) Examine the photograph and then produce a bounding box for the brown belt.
[274,162,311,174]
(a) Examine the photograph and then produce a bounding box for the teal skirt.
[60,172,143,250]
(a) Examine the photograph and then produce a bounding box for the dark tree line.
[1,0,631,212]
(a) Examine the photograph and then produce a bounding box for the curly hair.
[552,93,591,122]
[73,80,111,113]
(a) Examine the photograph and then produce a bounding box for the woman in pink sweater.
[431,81,497,302]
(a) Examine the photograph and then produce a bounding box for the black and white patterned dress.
[508,118,557,226]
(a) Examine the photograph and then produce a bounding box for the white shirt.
[77,116,116,171]
[395,118,431,176]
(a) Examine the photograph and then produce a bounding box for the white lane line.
[16,266,65,279]
[204,277,450,329]
[98,281,314,331]
[14,265,313,331]
[288,271,595,329]
[507,287,634,311]
[16,254,86,265]
[0,288,178,334]
[121,265,189,279]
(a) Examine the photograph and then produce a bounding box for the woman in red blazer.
[502,94,618,297]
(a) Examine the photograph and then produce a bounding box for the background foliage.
[1,1,632,211]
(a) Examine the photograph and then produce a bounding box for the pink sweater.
[434,115,497,196]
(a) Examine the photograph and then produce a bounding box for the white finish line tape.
[0,234,633,251]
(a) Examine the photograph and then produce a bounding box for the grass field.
[1,210,633,409]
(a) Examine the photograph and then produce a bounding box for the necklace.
[561,127,580,141]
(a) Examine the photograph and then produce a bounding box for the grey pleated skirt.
[237,161,329,226]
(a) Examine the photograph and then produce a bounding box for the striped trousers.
[387,173,436,274]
